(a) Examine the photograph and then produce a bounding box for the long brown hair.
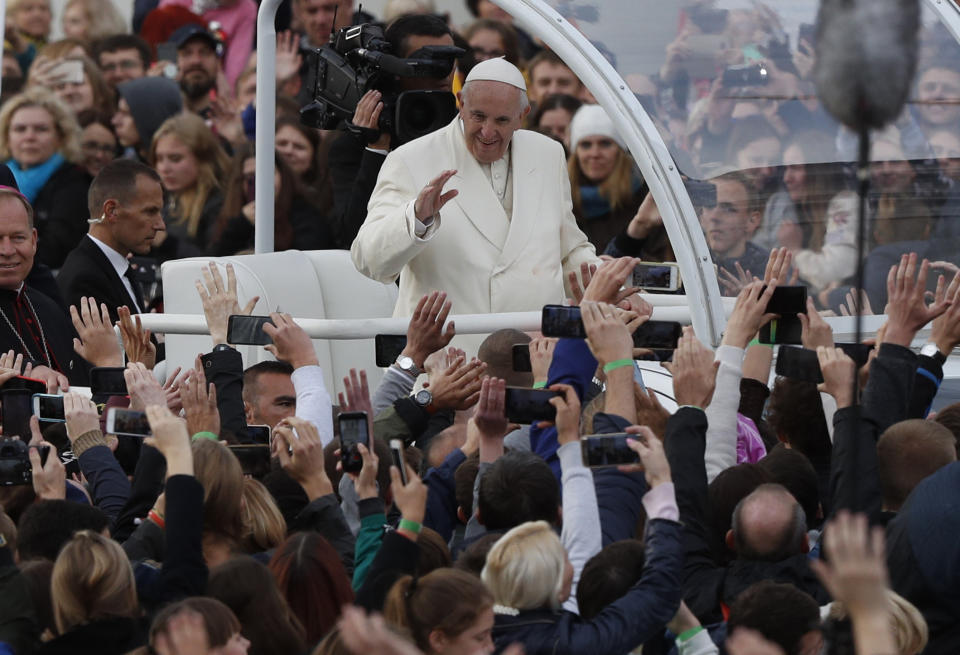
[568,145,637,215]
[192,439,245,546]
[215,141,297,250]
[268,532,354,644]
[384,568,493,653]
[150,113,230,239]
[150,597,242,649]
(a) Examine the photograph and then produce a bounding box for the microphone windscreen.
[813,0,920,131]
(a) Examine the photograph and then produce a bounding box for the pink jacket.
[160,0,256,86]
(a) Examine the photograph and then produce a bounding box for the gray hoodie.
[117,77,183,153]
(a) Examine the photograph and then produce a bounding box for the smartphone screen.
[541,305,586,339]
[632,321,683,350]
[338,411,368,473]
[764,286,808,316]
[106,408,152,437]
[33,394,65,422]
[1,389,34,440]
[50,59,84,84]
[390,439,408,484]
[375,334,408,368]
[504,387,560,424]
[244,425,270,445]
[759,317,803,345]
[632,263,679,291]
[228,444,271,479]
[90,367,128,396]
[227,315,275,346]
[580,433,640,468]
[512,344,532,372]
[775,345,823,383]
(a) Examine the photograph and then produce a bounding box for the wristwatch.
[414,389,436,414]
[919,342,947,366]
[395,355,421,378]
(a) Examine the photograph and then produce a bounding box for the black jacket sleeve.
[201,347,248,440]
[354,529,420,612]
[829,343,918,521]
[910,354,943,418]
[156,475,207,602]
[663,407,726,624]
[328,133,387,249]
[112,445,166,543]
[290,494,356,575]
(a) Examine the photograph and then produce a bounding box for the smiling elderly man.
[352,58,633,343]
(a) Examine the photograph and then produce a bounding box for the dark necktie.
[123,266,145,312]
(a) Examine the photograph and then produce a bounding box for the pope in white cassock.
[351,58,618,330]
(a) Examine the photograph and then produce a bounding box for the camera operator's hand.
[400,291,455,370]
[414,170,458,222]
[353,89,391,150]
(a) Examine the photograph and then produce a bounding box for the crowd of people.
[0,1,959,655]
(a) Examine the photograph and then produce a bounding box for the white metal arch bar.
[494,0,727,345]
[253,0,283,254]
[925,0,960,42]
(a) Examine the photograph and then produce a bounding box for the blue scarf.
[578,176,645,220]
[7,152,65,203]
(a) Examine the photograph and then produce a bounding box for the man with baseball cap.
[170,24,223,117]
[352,58,648,353]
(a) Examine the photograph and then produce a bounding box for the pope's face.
[457,80,530,164]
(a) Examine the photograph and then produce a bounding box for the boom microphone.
[812,0,920,130]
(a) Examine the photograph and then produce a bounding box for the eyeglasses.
[82,141,116,155]
[471,46,505,60]
[101,60,142,73]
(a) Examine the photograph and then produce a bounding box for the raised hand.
[29,416,65,500]
[117,305,156,369]
[798,297,833,350]
[529,337,558,385]
[153,609,211,655]
[928,265,960,357]
[181,371,220,437]
[0,350,23,386]
[426,355,486,411]
[275,30,303,82]
[338,368,374,442]
[816,346,856,408]
[125,362,166,410]
[401,291,455,370]
[568,261,598,305]
[414,170,458,221]
[63,393,101,441]
[810,511,890,617]
[352,442,380,500]
[719,262,755,296]
[883,253,959,346]
[272,416,332,500]
[70,297,123,367]
[763,247,797,285]
[30,365,69,394]
[581,300,635,366]
[582,257,639,306]
[617,425,672,487]
[546,383,581,445]
[264,312,318,369]
[721,280,778,348]
[195,262,259,346]
[144,405,193,477]
[665,327,718,408]
[390,462,427,526]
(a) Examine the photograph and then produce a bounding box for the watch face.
[415,389,432,406]
[397,356,414,370]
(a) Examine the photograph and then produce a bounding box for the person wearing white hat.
[352,57,652,353]
[566,104,647,251]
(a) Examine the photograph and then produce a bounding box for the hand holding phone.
[504,386,560,424]
[632,262,681,292]
[106,408,151,437]
[390,439,408,484]
[227,315,275,346]
[32,394,64,422]
[581,433,640,468]
[338,411,368,474]
[1,389,34,440]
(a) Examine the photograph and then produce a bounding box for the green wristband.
[677,626,704,643]
[192,431,219,442]
[532,381,547,389]
[602,358,634,373]
[398,518,422,535]
[748,337,772,348]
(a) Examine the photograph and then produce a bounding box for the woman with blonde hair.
[47,55,115,117]
[0,87,90,267]
[482,433,684,654]
[567,104,646,251]
[241,477,287,553]
[42,530,145,653]
[62,0,127,43]
[827,590,928,655]
[150,113,231,257]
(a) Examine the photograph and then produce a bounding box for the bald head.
[731,484,807,561]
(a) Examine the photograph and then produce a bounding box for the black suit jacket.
[57,235,142,323]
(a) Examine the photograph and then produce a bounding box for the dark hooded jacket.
[116,77,183,159]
